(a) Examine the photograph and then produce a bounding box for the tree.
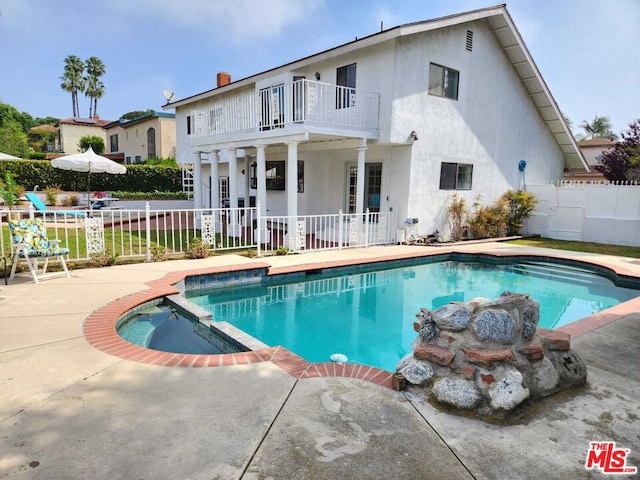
[120,109,153,121]
[60,55,86,117]
[595,119,640,182]
[0,102,35,132]
[84,56,106,118]
[579,115,617,140]
[78,135,105,154]
[0,121,29,157]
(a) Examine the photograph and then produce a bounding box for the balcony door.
[336,63,356,109]
[345,162,382,213]
[259,83,285,130]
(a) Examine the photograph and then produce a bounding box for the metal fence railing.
[0,204,397,263]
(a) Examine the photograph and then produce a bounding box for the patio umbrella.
[51,146,126,209]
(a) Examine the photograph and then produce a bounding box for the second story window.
[336,63,356,109]
[109,134,118,152]
[429,63,459,100]
[187,115,192,135]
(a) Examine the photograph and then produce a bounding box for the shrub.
[150,244,167,262]
[185,237,211,259]
[502,190,537,235]
[468,196,508,239]
[90,249,119,267]
[62,193,80,207]
[447,194,468,241]
[275,246,289,255]
[467,190,538,239]
[45,186,61,206]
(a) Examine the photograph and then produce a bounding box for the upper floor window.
[109,134,118,152]
[429,63,459,100]
[187,115,192,135]
[439,162,473,190]
[147,128,156,159]
[336,63,356,109]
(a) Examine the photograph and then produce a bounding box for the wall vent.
[466,30,473,51]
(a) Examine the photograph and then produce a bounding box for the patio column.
[356,138,367,215]
[286,141,299,249]
[193,150,203,210]
[243,154,251,225]
[227,148,240,237]
[255,145,269,244]
[209,150,219,209]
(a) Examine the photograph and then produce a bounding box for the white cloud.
[109,0,325,42]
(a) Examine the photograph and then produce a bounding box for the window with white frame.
[439,162,473,190]
[429,63,459,100]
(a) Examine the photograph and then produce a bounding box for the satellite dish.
[162,90,176,102]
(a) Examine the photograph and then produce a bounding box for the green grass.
[506,237,640,258]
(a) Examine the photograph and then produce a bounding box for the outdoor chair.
[8,218,70,283]
[24,192,85,218]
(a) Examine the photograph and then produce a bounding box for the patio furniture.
[8,218,70,283]
[24,192,85,218]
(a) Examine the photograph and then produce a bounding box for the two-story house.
[103,111,176,164]
[165,5,587,246]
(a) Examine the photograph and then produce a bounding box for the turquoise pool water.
[188,260,639,372]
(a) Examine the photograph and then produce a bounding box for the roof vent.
[466,30,473,51]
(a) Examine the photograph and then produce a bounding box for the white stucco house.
[164,5,587,246]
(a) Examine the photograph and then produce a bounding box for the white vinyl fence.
[0,203,397,264]
[525,181,640,246]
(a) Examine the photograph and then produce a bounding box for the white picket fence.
[0,203,397,263]
[525,182,640,246]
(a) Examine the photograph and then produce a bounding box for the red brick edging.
[82,263,394,389]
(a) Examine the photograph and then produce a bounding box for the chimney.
[93,114,100,120]
[217,72,231,87]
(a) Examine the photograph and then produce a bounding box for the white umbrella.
[0,152,22,160]
[51,146,126,209]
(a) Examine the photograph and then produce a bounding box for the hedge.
[0,160,183,192]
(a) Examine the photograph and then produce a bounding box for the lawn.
[506,237,640,258]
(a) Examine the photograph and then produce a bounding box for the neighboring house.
[57,116,112,154]
[103,111,176,164]
[164,5,587,241]
[563,138,614,182]
[28,124,60,152]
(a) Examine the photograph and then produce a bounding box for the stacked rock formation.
[396,292,587,419]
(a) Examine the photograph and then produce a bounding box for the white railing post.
[364,208,370,248]
[145,202,152,262]
[256,201,262,257]
[338,209,343,250]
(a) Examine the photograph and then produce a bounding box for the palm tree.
[580,115,617,140]
[84,56,106,118]
[60,55,86,117]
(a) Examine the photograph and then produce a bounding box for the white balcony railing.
[191,80,379,138]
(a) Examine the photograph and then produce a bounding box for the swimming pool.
[184,259,639,372]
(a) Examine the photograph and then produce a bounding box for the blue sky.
[1,0,638,135]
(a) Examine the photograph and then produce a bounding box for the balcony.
[190,79,379,141]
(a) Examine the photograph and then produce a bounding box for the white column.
[286,141,298,249]
[227,148,239,236]
[355,138,367,215]
[193,150,202,210]
[256,146,267,216]
[255,145,269,244]
[209,150,219,209]
[244,155,251,225]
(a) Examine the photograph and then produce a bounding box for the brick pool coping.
[83,249,640,389]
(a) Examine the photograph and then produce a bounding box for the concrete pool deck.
[1,243,639,479]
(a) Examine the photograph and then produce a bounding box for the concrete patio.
[1,243,639,479]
